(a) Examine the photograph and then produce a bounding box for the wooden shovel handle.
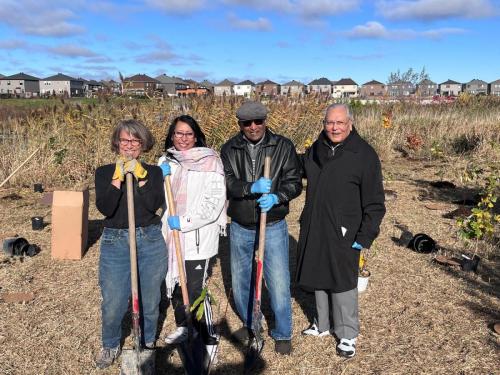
[126,173,140,315]
[164,174,190,306]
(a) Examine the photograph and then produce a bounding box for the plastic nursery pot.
[461,254,480,272]
[409,233,437,253]
[2,237,29,256]
[31,216,44,231]
[358,269,371,293]
[34,183,43,193]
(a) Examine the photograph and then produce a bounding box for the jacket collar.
[232,129,278,149]
[318,126,362,154]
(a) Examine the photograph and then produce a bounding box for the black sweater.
[95,163,165,229]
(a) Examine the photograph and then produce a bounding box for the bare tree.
[387,67,429,86]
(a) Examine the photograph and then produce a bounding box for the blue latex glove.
[160,162,171,178]
[257,194,279,213]
[352,241,363,250]
[251,177,271,194]
[167,215,181,230]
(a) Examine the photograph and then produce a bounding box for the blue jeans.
[230,219,292,340]
[99,223,167,348]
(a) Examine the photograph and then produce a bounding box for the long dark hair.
[164,114,207,151]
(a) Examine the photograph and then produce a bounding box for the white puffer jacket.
[158,155,226,260]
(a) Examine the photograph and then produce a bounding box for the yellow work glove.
[112,157,148,181]
[112,157,126,181]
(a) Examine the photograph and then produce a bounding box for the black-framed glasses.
[173,131,195,139]
[239,119,265,127]
[119,138,142,146]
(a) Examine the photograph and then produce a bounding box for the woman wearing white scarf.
[158,115,226,361]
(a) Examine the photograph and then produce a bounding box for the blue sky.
[0,0,499,84]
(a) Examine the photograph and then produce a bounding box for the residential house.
[280,80,305,97]
[122,74,159,96]
[465,79,488,95]
[0,72,40,97]
[101,80,121,95]
[79,78,103,97]
[439,79,462,96]
[234,80,255,97]
[307,78,332,95]
[360,80,386,97]
[332,78,358,98]
[255,80,280,96]
[213,79,234,96]
[489,79,500,96]
[199,80,214,94]
[387,80,415,97]
[177,79,210,96]
[416,79,438,97]
[40,73,84,97]
[155,74,188,96]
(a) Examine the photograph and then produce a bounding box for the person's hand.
[160,162,171,178]
[351,241,363,250]
[251,177,271,194]
[112,157,126,182]
[257,194,278,212]
[124,158,148,179]
[167,216,181,230]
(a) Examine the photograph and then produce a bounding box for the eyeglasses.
[239,119,265,127]
[323,120,349,127]
[119,138,142,146]
[173,131,195,139]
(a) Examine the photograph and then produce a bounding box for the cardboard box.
[51,189,89,260]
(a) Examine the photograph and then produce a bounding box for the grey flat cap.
[236,101,268,120]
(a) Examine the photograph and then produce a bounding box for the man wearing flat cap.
[220,100,302,355]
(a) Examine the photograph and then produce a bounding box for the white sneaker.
[301,322,331,337]
[205,344,219,365]
[336,338,357,358]
[164,326,188,344]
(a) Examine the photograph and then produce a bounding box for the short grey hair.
[110,119,155,153]
[324,103,354,122]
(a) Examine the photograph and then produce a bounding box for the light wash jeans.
[99,223,167,348]
[230,219,292,340]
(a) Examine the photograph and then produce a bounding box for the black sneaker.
[95,346,121,369]
[275,340,292,355]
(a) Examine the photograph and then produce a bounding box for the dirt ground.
[0,157,499,375]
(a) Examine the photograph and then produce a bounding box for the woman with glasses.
[94,119,168,369]
[158,115,226,362]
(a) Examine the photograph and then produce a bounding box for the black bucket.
[461,254,480,272]
[34,183,43,193]
[3,237,29,256]
[409,233,437,253]
[31,216,44,230]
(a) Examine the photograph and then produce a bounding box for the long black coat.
[295,128,386,293]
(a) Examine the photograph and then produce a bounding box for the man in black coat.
[221,101,302,355]
[296,103,385,358]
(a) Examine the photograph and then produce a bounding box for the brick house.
[255,80,280,96]
[439,79,462,96]
[489,79,500,96]
[387,80,415,97]
[122,74,159,96]
[465,79,488,95]
[360,80,386,97]
[417,79,438,97]
[280,80,305,97]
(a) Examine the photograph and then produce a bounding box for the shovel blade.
[120,348,156,375]
[176,336,208,375]
[244,336,264,372]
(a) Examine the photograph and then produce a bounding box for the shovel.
[164,173,207,375]
[244,155,271,372]
[120,172,155,375]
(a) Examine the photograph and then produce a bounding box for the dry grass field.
[0,96,499,374]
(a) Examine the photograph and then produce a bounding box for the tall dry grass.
[0,95,499,189]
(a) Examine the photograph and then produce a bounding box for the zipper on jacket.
[195,229,200,254]
[330,143,342,157]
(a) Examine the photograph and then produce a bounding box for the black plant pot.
[408,233,437,253]
[461,255,480,272]
[31,216,44,230]
[34,183,43,193]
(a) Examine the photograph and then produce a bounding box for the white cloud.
[376,0,496,21]
[227,13,272,31]
[48,44,98,57]
[136,50,179,63]
[183,70,211,80]
[344,21,467,40]
[144,0,207,13]
[0,1,84,37]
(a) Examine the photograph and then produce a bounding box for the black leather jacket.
[220,130,302,227]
